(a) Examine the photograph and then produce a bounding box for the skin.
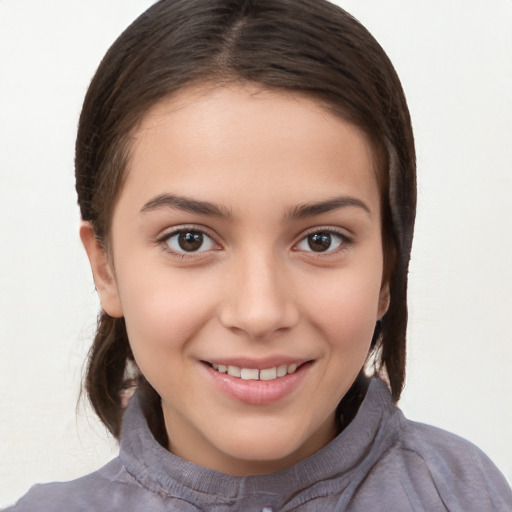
[81,83,389,476]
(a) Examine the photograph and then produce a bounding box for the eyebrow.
[140,193,232,219]
[287,196,371,219]
[140,193,370,220]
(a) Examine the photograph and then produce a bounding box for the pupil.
[178,231,203,251]
[308,232,332,252]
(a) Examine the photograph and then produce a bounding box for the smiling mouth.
[204,362,305,381]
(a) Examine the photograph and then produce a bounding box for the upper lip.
[202,357,312,369]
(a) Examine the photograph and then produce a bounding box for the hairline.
[100,77,392,249]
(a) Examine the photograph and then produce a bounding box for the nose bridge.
[219,246,298,339]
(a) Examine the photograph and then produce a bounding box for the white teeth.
[277,364,288,377]
[241,368,259,380]
[227,365,241,377]
[212,363,301,380]
[259,367,277,381]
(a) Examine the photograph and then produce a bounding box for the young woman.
[5,0,512,510]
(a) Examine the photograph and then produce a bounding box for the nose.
[218,251,299,340]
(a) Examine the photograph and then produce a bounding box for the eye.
[164,229,217,253]
[296,230,346,253]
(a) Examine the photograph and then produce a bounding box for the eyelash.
[294,228,352,256]
[155,226,352,259]
[156,226,220,258]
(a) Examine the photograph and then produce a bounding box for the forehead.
[121,84,380,216]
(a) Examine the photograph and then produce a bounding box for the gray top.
[6,378,512,511]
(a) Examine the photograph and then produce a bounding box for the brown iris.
[307,232,334,252]
[178,231,204,251]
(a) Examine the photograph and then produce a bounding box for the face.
[82,84,389,475]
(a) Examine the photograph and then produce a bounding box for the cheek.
[303,266,383,347]
[116,267,217,358]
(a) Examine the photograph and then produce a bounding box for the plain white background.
[1,0,511,507]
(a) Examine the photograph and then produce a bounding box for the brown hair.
[76,0,416,439]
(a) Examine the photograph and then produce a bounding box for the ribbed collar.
[119,377,400,509]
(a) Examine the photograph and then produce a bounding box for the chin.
[209,420,330,475]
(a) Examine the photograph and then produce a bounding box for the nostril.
[219,300,300,341]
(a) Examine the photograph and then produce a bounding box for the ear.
[80,221,123,318]
[377,282,390,319]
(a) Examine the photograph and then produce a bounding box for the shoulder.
[389,414,512,511]
[346,379,512,511]
[3,458,153,512]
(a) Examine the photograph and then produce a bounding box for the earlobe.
[79,221,123,318]
[378,282,390,319]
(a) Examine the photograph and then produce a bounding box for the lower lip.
[202,362,312,405]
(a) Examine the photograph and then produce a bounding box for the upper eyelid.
[296,226,352,242]
[156,224,219,242]
[156,227,221,259]
[292,227,353,255]
[154,224,352,248]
